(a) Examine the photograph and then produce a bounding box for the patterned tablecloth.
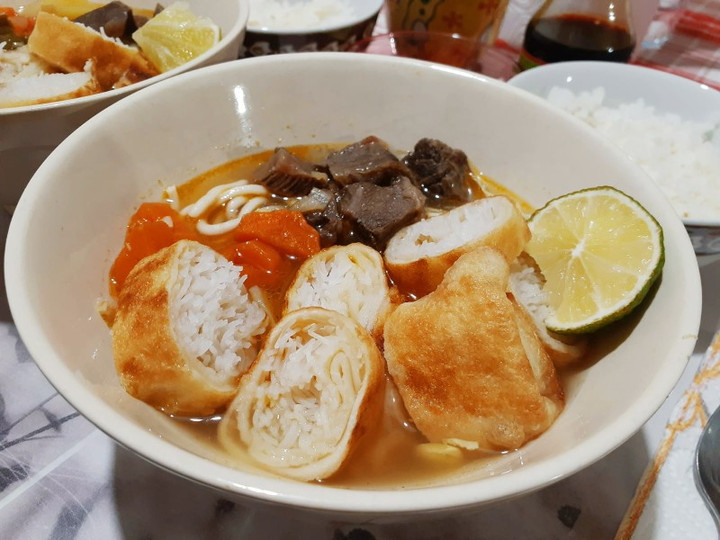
[1,2,720,539]
[633,0,720,90]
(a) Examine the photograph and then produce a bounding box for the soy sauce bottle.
[519,0,636,70]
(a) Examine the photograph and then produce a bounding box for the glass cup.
[347,31,520,80]
[385,0,509,43]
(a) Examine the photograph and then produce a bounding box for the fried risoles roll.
[383,247,564,452]
[219,307,385,481]
[384,196,530,297]
[112,240,271,417]
[509,252,587,367]
[284,243,396,341]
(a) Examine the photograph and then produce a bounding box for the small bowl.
[508,61,720,255]
[347,30,519,80]
[5,53,701,518]
[0,0,249,208]
[241,0,383,57]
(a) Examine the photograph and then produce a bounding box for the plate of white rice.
[508,61,720,255]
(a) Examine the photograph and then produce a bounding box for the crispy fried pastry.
[509,252,587,367]
[219,307,385,481]
[383,247,564,451]
[28,11,158,90]
[112,240,271,417]
[284,243,397,341]
[384,196,530,297]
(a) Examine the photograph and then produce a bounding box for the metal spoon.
[695,405,720,531]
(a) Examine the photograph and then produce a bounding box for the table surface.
[2,2,720,539]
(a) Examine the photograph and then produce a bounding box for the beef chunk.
[325,136,415,187]
[74,1,138,40]
[252,148,329,197]
[338,177,425,250]
[402,138,472,203]
[304,193,347,248]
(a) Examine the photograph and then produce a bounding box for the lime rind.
[527,186,664,335]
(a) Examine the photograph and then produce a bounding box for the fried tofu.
[383,246,564,452]
[27,11,158,90]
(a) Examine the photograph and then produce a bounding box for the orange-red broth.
[109,143,536,487]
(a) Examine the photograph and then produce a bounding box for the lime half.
[526,186,664,334]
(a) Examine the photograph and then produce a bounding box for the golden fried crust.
[112,242,238,417]
[222,308,385,481]
[385,198,530,298]
[383,247,564,451]
[28,12,159,90]
[510,253,588,367]
[511,298,565,409]
[283,243,400,344]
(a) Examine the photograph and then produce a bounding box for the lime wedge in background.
[132,2,220,73]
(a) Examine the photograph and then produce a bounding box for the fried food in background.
[28,11,158,90]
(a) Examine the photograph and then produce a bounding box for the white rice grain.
[548,86,720,221]
[248,0,357,29]
[170,246,268,379]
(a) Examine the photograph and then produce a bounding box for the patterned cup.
[385,0,508,41]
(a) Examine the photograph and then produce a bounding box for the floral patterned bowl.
[241,0,383,57]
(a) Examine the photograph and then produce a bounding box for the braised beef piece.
[133,4,164,28]
[252,148,329,197]
[303,191,347,247]
[325,136,415,187]
[74,1,138,40]
[402,138,472,203]
[338,177,425,250]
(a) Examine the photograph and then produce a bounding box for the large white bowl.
[5,53,701,518]
[508,61,720,255]
[0,0,249,208]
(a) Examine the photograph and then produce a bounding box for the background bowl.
[5,53,701,518]
[0,0,249,209]
[508,61,720,256]
[241,0,383,57]
[347,30,519,80]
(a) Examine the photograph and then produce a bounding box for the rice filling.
[247,322,365,467]
[170,246,268,381]
[288,251,385,333]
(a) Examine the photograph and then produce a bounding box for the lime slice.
[526,186,664,334]
[132,2,220,73]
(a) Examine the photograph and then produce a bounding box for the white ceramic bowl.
[5,53,701,519]
[508,61,720,255]
[0,0,249,208]
[242,0,383,57]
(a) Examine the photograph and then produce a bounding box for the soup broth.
[111,140,557,486]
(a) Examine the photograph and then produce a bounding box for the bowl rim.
[4,52,702,514]
[508,61,720,229]
[0,0,250,116]
[246,0,384,35]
